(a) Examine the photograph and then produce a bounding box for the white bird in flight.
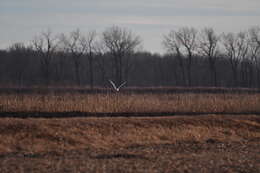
[109,80,127,92]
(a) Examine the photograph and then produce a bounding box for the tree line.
[0,25,260,88]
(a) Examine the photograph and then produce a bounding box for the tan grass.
[0,115,259,154]
[0,93,259,113]
[0,115,259,172]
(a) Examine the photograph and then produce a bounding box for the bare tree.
[95,41,108,86]
[85,31,97,89]
[163,27,198,86]
[248,27,260,87]
[32,29,58,86]
[199,27,219,86]
[222,32,249,86]
[177,27,198,86]
[163,31,187,86]
[102,26,141,86]
[60,29,87,86]
[164,27,198,86]
[52,47,68,85]
[8,43,30,86]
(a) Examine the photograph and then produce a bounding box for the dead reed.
[0,92,259,113]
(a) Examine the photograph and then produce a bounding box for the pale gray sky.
[1,0,260,53]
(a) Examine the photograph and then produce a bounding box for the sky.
[1,0,260,54]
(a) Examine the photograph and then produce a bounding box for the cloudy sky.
[1,0,260,53]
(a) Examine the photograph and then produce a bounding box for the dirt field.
[0,115,259,173]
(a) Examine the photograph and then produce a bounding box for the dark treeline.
[0,26,260,88]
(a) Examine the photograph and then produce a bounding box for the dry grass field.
[0,115,259,172]
[0,90,259,172]
[0,92,259,113]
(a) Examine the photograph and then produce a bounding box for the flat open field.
[0,89,259,172]
[0,92,259,115]
[0,115,259,173]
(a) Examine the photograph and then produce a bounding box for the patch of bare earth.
[0,115,259,173]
